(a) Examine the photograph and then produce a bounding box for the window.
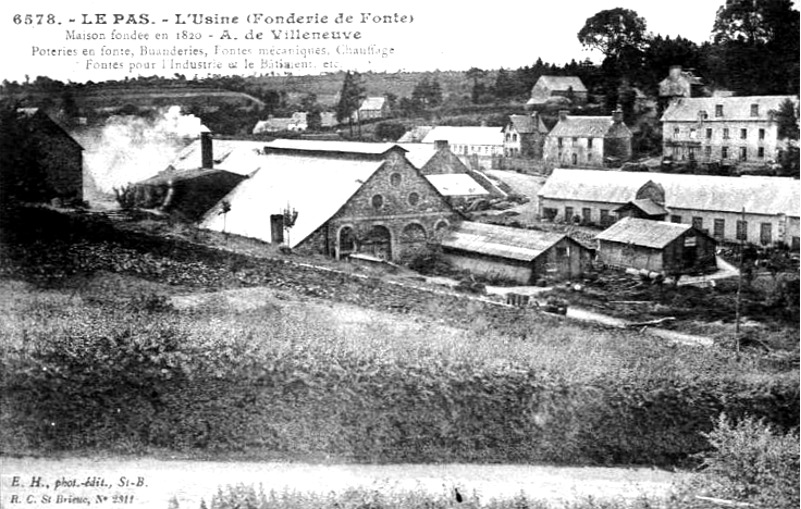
[722,146,729,159]
[407,192,420,206]
[715,104,723,117]
[692,217,703,230]
[582,208,591,224]
[723,128,730,139]
[750,104,759,117]
[371,194,384,209]
[740,128,747,139]
[600,209,611,226]
[558,137,563,148]
[684,236,697,247]
[706,128,713,139]
[759,128,765,140]
[572,137,578,145]
[542,208,558,221]
[390,173,402,187]
[587,137,593,148]
[689,147,696,161]
[739,147,747,161]
[587,153,592,163]
[760,223,772,245]
[705,146,712,159]
[758,147,765,158]
[564,207,574,222]
[736,220,748,241]
[714,219,725,238]
[571,153,578,165]
[671,215,682,224]
[690,128,697,139]
[793,236,800,251]
[673,127,680,138]
[512,133,517,142]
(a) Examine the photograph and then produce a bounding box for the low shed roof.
[595,217,694,249]
[441,222,568,262]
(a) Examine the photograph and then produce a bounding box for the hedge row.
[2,312,797,467]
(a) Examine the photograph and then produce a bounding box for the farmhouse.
[15,108,84,204]
[526,76,588,107]
[542,111,632,168]
[660,95,798,165]
[538,169,801,248]
[595,217,717,276]
[440,222,593,284]
[502,114,549,158]
[353,96,390,121]
[200,140,461,261]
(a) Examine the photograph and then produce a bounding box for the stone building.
[526,76,588,107]
[200,140,461,261]
[502,114,549,158]
[440,221,593,284]
[595,217,717,276]
[542,111,632,168]
[353,97,390,121]
[538,168,800,248]
[660,95,798,166]
[17,108,84,203]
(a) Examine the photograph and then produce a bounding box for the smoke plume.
[78,106,204,196]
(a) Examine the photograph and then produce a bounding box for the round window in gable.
[390,173,402,187]
[408,192,420,206]
[372,194,384,209]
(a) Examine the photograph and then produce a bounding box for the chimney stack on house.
[612,109,624,124]
[434,139,449,151]
[201,131,213,169]
[669,65,683,80]
[558,110,569,122]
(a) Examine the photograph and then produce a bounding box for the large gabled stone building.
[542,111,632,168]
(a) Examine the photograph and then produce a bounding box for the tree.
[708,0,800,95]
[493,68,516,100]
[336,71,366,137]
[300,93,322,131]
[0,102,49,205]
[577,8,648,60]
[775,98,800,141]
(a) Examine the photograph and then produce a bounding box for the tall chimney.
[434,139,449,151]
[201,131,213,169]
[558,110,569,122]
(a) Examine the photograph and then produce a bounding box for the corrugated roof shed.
[595,217,692,249]
[421,126,504,147]
[548,116,616,138]
[661,95,798,122]
[539,169,800,217]
[200,153,383,248]
[425,174,489,197]
[441,222,566,262]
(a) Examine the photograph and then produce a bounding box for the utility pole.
[734,207,745,359]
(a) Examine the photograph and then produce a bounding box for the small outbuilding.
[595,217,717,276]
[440,222,593,284]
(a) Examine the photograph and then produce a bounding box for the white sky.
[0,1,746,83]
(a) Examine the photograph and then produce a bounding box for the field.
[1,206,797,474]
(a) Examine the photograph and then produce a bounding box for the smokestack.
[201,131,213,169]
[558,110,569,122]
[434,139,449,151]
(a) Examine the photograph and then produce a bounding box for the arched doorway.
[363,225,392,260]
[401,223,427,254]
[338,226,357,259]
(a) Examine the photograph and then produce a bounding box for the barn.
[440,222,593,285]
[595,217,717,275]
